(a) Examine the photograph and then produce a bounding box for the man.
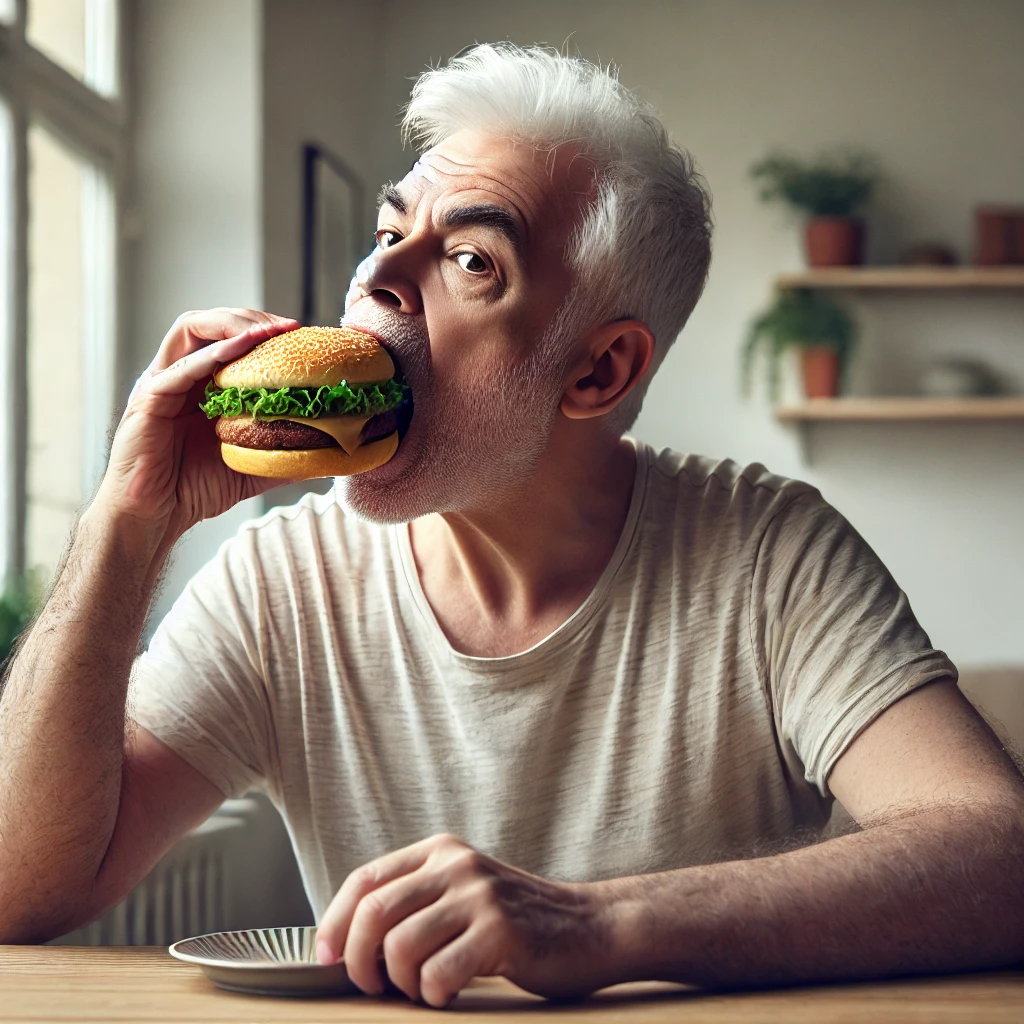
[0,43,1021,1008]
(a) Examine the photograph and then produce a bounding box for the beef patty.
[215,403,406,451]
[216,416,336,449]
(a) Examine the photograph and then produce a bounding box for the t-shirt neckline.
[394,437,649,672]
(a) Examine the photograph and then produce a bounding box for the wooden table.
[1,947,1021,1022]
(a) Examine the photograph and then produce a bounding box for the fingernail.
[316,939,335,965]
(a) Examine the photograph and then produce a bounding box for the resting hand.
[315,833,619,1008]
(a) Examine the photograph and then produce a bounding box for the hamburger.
[200,325,409,479]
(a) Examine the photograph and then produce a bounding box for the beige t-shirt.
[130,441,956,919]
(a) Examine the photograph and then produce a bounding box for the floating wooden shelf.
[775,397,1024,422]
[775,267,1024,290]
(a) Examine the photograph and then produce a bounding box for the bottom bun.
[220,432,399,480]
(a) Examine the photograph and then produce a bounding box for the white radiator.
[52,802,254,947]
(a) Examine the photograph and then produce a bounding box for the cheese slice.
[259,414,370,455]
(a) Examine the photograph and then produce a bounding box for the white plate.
[169,926,361,997]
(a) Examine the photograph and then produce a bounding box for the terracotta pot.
[801,347,840,399]
[804,217,865,267]
[974,207,1017,265]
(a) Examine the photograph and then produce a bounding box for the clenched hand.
[315,833,623,1008]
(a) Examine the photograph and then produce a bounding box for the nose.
[353,248,423,316]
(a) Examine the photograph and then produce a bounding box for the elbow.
[0,886,100,944]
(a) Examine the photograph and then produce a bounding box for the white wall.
[373,0,1024,668]
[262,0,385,319]
[130,0,265,630]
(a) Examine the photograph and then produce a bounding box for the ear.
[560,319,655,421]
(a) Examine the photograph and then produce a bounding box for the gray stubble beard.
[336,307,573,525]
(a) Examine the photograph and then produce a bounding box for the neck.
[409,425,637,655]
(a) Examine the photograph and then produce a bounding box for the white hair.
[402,42,713,430]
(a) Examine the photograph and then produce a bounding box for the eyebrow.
[377,182,407,214]
[441,204,524,259]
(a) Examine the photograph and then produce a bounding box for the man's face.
[338,130,594,523]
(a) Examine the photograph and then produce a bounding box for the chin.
[335,421,435,524]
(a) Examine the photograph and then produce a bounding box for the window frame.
[0,0,129,581]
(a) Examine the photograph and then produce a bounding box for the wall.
[373,0,1024,668]
[129,0,265,630]
[262,0,385,320]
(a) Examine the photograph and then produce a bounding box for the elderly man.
[0,44,1021,1008]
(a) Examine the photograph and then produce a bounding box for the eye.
[376,229,403,249]
[455,252,488,274]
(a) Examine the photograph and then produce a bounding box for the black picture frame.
[301,143,366,327]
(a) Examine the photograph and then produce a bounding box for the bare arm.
[309,680,1024,1007]
[603,679,1024,986]
[0,308,298,942]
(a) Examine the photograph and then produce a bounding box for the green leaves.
[750,150,879,218]
[200,377,409,420]
[0,569,43,665]
[742,289,858,402]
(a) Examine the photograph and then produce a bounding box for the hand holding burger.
[94,308,304,546]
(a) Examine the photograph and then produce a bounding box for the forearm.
[603,803,1024,988]
[0,500,173,938]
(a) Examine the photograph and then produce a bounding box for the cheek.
[421,271,551,378]
[422,298,502,379]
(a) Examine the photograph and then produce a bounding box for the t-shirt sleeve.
[129,527,274,800]
[750,491,958,798]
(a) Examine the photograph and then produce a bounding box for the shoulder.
[634,440,825,545]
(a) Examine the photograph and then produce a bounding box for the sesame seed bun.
[214,326,395,390]
[219,431,399,480]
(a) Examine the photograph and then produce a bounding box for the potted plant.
[742,289,858,402]
[750,150,880,267]
[0,570,42,666]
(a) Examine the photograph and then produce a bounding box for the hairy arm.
[1,508,163,935]
[0,308,296,942]
[603,680,1024,986]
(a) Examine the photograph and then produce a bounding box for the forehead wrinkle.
[417,147,548,218]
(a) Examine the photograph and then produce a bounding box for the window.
[0,1,124,584]
[26,0,119,97]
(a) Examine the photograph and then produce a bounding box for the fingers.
[128,312,298,422]
[146,330,266,399]
[341,876,450,997]
[118,335,252,429]
[150,308,298,373]
[419,922,496,1009]
[316,836,438,967]
[381,900,468,1004]
[317,835,509,1006]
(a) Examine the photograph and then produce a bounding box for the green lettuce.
[200,377,409,420]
